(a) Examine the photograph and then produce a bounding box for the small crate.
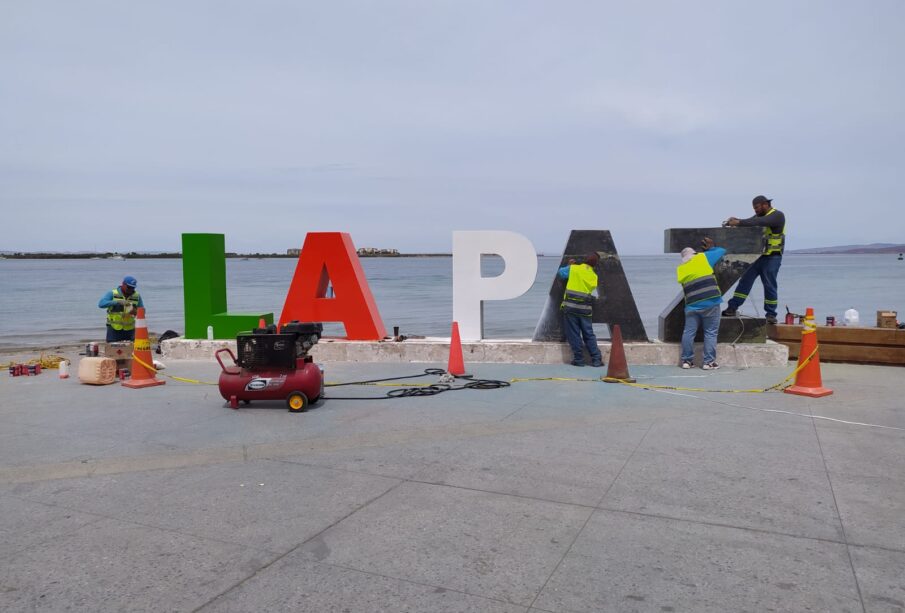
[236,333,297,370]
[103,341,133,370]
[877,311,898,329]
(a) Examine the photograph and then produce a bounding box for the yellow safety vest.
[561,264,598,316]
[677,253,721,306]
[763,208,785,255]
[106,287,141,330]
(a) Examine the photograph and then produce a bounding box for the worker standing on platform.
[98,276,144,342]
[722,195,786,324]
[559,253,604,367]
[677,238,726,370]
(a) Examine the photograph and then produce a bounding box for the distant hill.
[789,243,905,255]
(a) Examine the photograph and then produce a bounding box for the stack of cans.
[8,364,42,376]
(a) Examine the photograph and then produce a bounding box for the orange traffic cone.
[123,307,166,389]
[784,307,832,398]
[447,321,466,376]
[603,324,636,383]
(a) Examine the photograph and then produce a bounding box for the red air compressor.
[216,321,324,412]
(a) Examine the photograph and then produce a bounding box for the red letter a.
[279,232,387,340]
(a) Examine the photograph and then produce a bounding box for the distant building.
[356,247,399,257]
[287,248,301,256]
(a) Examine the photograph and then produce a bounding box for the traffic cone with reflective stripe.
[447,321,466,376]
[123,307,166,389]
[784,307,832,398]
[603,324,636,383]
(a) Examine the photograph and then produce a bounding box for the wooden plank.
[769,324,905,347]
[776,340,905,365]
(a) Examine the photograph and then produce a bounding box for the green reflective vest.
[561,264,598,317]
[677,253,721,306]
[106,287,141,330]
[763,208,785,255]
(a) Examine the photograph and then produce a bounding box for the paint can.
[784,313,795,325]
[59,360,70,379]
[9,364,16,376]
[91,342,99,356]
[825,316,835,327]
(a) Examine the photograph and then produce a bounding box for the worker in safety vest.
[722,195,786,324]
[677,238,726,370]
[558,253,603,367]
[98,275,144,342]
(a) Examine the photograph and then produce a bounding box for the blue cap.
[123,276,138,288]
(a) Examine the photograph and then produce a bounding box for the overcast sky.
[2,1,903,254]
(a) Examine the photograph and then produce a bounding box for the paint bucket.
[826,316,835,327]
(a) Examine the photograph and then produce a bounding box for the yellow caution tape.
[2,353,67,369]
[129,345,820,395]
[512,347,820,394]
[130,353,218,385]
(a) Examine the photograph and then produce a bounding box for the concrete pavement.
[1,355,903,612]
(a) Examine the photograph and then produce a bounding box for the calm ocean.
[1,255,903,349]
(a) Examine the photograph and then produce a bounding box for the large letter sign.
[452,231,538,341]
[533,230,647,342]
[280,232,387,340]
[182,233,273,339]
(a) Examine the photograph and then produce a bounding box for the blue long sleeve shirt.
[98,289,144,310]
[684,247,726,312]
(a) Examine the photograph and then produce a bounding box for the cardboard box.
[103,341,134,369]
[877,310,898,329]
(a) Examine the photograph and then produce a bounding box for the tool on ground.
[784,305,805,325]
[216,320,324,411]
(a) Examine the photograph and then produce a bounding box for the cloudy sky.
[2,1,903,254]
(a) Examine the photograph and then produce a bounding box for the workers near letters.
[98,275,144,342]
[558,253,604,367]
[677,238,726,370]
[722,195,786,324]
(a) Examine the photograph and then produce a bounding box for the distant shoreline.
[1,250,903,259]
[0,252,454,259]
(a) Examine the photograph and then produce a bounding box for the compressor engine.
[216,321,324,412]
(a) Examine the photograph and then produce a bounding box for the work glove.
[110,304,124,312]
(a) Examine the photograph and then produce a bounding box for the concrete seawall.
[161,337,789,367]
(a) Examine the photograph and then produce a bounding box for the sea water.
[0,255,902,349]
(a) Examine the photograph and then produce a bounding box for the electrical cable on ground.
[323,368,510,400]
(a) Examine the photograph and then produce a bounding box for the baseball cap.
[752,195,772,205]
[123,276,138,288]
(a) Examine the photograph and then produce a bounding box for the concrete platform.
[161,336,790,367]
[1,356,903,612]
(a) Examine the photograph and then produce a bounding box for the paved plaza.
[1,357,903,612]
